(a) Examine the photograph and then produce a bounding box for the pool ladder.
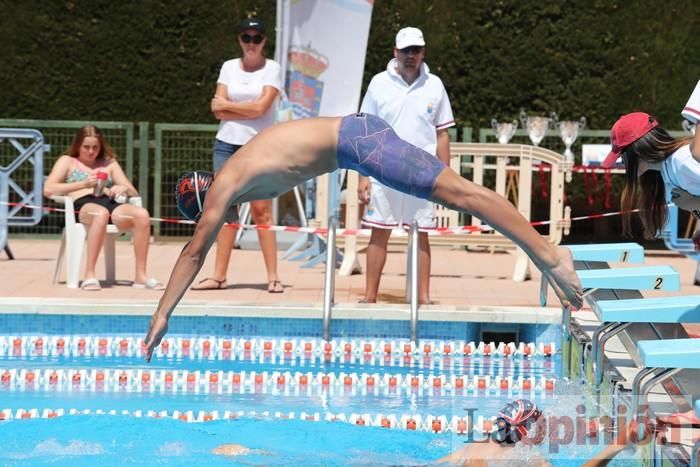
[322,219,420,344]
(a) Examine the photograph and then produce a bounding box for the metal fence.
[0,119,139,236]
[153,123,218,237]
[1,119,693,240]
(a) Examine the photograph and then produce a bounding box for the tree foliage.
[1,0,697,128]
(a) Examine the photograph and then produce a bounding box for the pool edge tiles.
[0,297,562,324]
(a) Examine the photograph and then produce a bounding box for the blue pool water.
[2,416,447,466]
[0,314,636,465]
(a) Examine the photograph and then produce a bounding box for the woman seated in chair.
[44,125,163,291]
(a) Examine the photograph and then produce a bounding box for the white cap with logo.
[395,27,425,49]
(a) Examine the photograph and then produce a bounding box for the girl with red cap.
[601,112,700,249]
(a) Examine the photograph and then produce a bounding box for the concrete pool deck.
[4,237,699,463]
[1,238,698,325]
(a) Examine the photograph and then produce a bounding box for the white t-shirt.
[661,144,700,197]
[360,59,455,155]
[215,58,282,145]
[359,60,455,229]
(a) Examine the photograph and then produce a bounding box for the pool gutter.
[0,297,561,324]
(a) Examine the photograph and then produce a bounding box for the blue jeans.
[213,139,242,172]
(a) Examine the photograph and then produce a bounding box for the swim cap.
[175,171,214,221]
[491,399,541,444]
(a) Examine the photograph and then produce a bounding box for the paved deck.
[1,238,698,318]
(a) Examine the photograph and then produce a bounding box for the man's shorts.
[336,113,446,200]
[362,181,437,231]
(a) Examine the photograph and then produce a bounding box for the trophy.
[559,117,587,163]
[491,119,519,144]
[519,110,558,146]
[682,120,697,135]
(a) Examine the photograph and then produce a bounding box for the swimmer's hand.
[358,176,371,205]
[541,247,584,310]
[143,312,168,362]
[581,418,651,467]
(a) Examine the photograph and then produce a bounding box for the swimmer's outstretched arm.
[580,417,651,467]
[143,176,238,362]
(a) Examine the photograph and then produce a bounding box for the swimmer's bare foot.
[143,312,168,362]
[542,247,583,310]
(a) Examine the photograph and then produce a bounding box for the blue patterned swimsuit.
[336,113,447,200]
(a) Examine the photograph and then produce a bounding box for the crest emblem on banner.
[287,44,329,118]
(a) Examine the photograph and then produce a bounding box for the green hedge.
[2,0,698,128]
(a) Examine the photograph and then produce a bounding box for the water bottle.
[93,171,108,197]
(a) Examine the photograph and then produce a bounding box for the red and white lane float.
[0,335,555,360]
[0,368,558,397]
[0,406,481,434]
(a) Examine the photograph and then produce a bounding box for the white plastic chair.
[51,195,143,288]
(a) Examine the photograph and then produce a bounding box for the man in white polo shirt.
[358,26,455,304]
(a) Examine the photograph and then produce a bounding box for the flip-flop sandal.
[191,277,227,290]
[133,278,165,290]
[267,280,284,293]
[80,278,101,291]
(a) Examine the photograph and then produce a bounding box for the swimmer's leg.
[428,168,583,309]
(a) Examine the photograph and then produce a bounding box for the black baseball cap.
[239,18,266,35]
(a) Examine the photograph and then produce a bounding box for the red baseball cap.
[601,112,658,168]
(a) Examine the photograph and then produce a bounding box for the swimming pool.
[0,313,631,465]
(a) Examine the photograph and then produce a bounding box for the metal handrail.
[592,322,631,386]
[405,221,419,343]
[322,216,337,341]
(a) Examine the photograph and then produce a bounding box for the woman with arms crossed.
[193,17,284,293]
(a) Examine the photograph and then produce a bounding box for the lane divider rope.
[0,367,558,396]
[0,336,555,360]
[1,200,647,236]
[0,201,485,236]
[0,406,512,435]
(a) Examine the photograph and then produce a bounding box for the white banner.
[279,0,373,118]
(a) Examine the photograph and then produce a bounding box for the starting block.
[566,243,644,264]
[577,265,680,292]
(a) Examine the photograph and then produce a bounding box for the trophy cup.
[491,119,519,144]
[682,120,697,135]
[559,117,587,163]
[519,110,558,146]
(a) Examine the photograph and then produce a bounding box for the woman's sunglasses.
[240,33,264,44]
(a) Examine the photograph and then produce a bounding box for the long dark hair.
[620,127,692,238]
[66,125,117,161]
